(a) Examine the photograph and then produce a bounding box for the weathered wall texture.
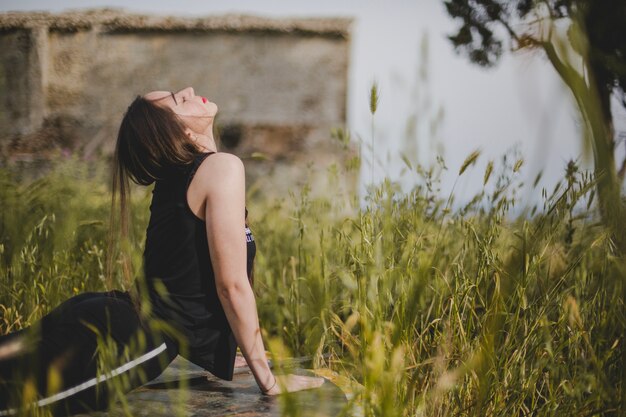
[0,10,354,195]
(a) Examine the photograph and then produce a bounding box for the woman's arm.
[196,153,322,395]
[198,153,274,391]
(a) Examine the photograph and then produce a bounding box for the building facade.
[0,9,354,195]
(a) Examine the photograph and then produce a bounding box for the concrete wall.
[0,27,47,138]
[0,10,355,195]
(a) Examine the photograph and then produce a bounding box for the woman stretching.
[0,87,323,415]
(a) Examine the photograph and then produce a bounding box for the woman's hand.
[262,374,325,396]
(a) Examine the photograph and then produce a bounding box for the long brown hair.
[106,95,200,291]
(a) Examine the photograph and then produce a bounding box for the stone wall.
[0,9,355,195]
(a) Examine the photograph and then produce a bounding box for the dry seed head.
[459,149,481,175]
[564,295,583,329]
[484,160,494,185]
[369,82,379,115]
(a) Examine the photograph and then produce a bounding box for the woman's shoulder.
[197,151,244,174]
[193,152,245,191]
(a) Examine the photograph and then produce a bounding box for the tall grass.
[0,144,623,415]
[0,157,151,331]
[252,147,623,416]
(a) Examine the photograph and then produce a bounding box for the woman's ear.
[185,128,197,142]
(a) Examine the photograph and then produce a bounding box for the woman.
[0,87,323,415]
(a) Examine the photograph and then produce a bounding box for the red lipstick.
[202,97,207,103]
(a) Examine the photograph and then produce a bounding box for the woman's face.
[144,87,218,135]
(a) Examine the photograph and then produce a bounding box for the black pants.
[0,290,178,416]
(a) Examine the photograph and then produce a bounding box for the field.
[0,146,623,416]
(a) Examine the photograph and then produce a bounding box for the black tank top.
[141,152,256,381]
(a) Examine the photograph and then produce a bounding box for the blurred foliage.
[445,0,626,257]
[0,156,152,333]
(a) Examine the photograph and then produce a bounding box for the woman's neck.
[196,130,218,153]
